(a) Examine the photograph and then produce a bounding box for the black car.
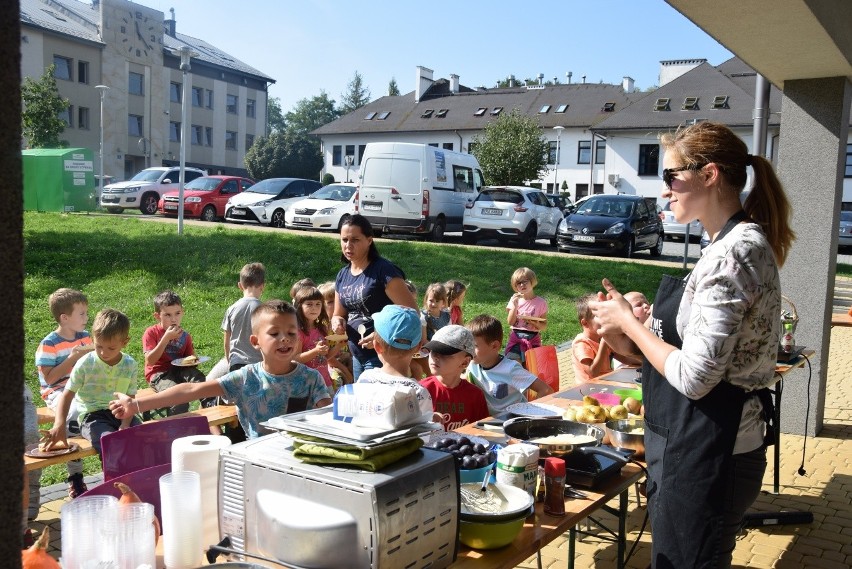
[556,194,664,258]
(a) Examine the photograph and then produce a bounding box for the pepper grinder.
[543,457,566,516]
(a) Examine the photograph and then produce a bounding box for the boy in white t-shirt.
[466,314,553,416]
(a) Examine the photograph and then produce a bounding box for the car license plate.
[230,208,245,217]
[482,208,502,215]
[573,235,595,243]
[363,202,382,211]
[294,216,311,224]
[164,203,177,210]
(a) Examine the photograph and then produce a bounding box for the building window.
[468,142,477,155]
[247,99,256,118]
[548,141,558,165]
[205,127,213,146]
[358,144,366,165]
[225,130,237,150]
[653,98,670,111]
[575,184,589,200]
[77,107,89,129]
[555,104,568,113]
[226,94,238,114]
[246,134,255,149]
[205,89,214,109]
[428,143,438,148]
[58,106,72,126]
[682,96,699,110]
[539,105,551,114]
[345,145,355,161]
[711,95,729,109]
[602,102,616,112]
[77,61,89,84]
[846,144,852,177]
[129,72,144,96]
[332,145,342,166]
[490,107,503,116]
[53,55,72,80]
[436,109,448,118]
[191,125,203,145]
[474,107,487,116]
[364,111,376,120]
[169,121,180,142]
[128,114,143,137]
[638,144,660,176]
[595,139,606,164]
[377,111,390,120]
[191,87,203,107]
[578,141,591,164]
[170,82,181,103]
[440,143,451,150]
[421,109,434,118]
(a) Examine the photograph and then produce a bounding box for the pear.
[610,405,629,420]
[582,395,600,406]
[562,408,577,422]
[623,397,642,415]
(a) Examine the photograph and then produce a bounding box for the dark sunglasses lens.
[663,170,672,187]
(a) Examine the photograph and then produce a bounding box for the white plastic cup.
[101,502,156,569]
[159,470,202,568]
[60,495,118,569]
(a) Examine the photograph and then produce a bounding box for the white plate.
[424,430,490,448]
[172,355,211,367]
[506,402,564,418]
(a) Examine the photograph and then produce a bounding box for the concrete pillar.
[776,77,851,436]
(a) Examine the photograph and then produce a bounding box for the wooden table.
[831,312,852,327]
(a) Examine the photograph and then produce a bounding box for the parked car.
[100,166,206,215]
[556,194,664,258]
[661,200,703,241]
[462,186,563,247]
[158,175,254,221]
[544,193,573,217]
[224,178,323,228]
[839,210,852,248]
[284,183,357,231]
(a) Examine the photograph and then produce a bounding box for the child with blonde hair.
[505,267,547,363]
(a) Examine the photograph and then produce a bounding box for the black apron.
[643,211,752,569]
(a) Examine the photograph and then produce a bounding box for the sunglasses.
[663,163,706,189]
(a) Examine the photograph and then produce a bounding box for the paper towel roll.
[172,435,231,550]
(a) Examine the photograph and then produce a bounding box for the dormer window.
[539,105,551,113]
[436,109,448,118]
[653,98,670,111]
[364,112,376,120]
[377,111,390,120]
[421,109,434,118]
[602,102,615,112]
[711,95,730,109]
[474,107,487,116]
[490,107,503,116]
[555,104,568,113]
[682,97,699,110]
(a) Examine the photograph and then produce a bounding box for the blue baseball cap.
[373,305,422,349]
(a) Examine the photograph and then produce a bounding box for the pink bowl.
[592,392,622,406]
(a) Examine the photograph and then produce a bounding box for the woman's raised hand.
[330,315,346,336]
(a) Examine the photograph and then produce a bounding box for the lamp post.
[173,46,196,236]
[552,125,564,192]
[344,154,354,183]
[94,85,109,201]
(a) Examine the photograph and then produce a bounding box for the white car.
[224,178,323,228]
[462,186,563,247]
[661,200,703,241]
[284,183,357,231]
[839,210,852,248]
[100,166,206,215]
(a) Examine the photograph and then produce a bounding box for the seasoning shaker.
[543,457,566,516]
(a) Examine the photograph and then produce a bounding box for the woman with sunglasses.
[591,121,794,568]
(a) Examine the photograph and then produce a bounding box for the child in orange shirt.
[571,293,613,384]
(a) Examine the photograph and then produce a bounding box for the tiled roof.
[313,82,637,135]
[163,32,274,82]
[593,58,781,131]
[20,0,102,44]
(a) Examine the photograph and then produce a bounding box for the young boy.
[142,290,207,416]
[43,308,141,459]
[111,300,331,439]
[466,315,553,416]
[420,325,488,431]
[572,293,614,383]
[35,288,94,497]
[624,291,652,325]
[222,263,265,372]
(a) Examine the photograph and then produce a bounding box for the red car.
[158,175,255,221]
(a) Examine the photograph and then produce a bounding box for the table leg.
[568,525,576,569]
[617,490,627,569]
[773,378,782,494]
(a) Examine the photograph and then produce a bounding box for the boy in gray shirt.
[222,263,266,371]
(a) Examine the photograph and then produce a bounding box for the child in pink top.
[505,267,547,363]
[294,286,341,391]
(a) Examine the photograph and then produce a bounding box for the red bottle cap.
[544,457,565,476]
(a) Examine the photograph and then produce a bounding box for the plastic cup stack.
[159,470,203,568]
[60,495,118,568]
[102,501,156,569]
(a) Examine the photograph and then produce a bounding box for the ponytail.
[744,155,795,267]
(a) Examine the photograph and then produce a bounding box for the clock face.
[119,9,158,59]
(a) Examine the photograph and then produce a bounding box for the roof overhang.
[666,0,852,88]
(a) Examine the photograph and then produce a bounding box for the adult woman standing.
[331,215,418,380]
[591,122,794,568]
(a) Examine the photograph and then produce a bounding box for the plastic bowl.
[590,392,621,406]
[458,505,533,549]
[459,461,496,484]
[613,388,643,404]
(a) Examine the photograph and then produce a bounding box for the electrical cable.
[625,459,650,563]
[797,356,812,476]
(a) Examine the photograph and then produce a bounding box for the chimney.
[622,76,634,93]
[449,74,459,94]
[165,7,176,37]
[509,75,516,88]
[415,65,434,103]
[538,73,544,85]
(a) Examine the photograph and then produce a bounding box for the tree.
[284,91,340,137]
[267,96,286,134]
[339,71,371,114]
[388,77,400,96]
[244,130,323,180]
[21,65,69,148]
[470,109,549,186]
[322,173,336,186]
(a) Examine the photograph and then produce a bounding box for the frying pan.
[502,417,628,464]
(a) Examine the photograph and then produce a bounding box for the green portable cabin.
[22,148,97,212]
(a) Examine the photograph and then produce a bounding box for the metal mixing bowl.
[604,418,645,458]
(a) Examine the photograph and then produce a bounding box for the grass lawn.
[23,212,850,484]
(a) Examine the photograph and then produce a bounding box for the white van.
[357,143,485,241]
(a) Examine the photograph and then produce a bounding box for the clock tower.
[101,0,164,64]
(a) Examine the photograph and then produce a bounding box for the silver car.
[462,186,563,247]
[661,200,703,242]
[839,210,852,248]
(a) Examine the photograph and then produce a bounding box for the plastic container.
[613,388,643,404]
[459,461,496,484]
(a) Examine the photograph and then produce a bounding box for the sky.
[150,0,733,112]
